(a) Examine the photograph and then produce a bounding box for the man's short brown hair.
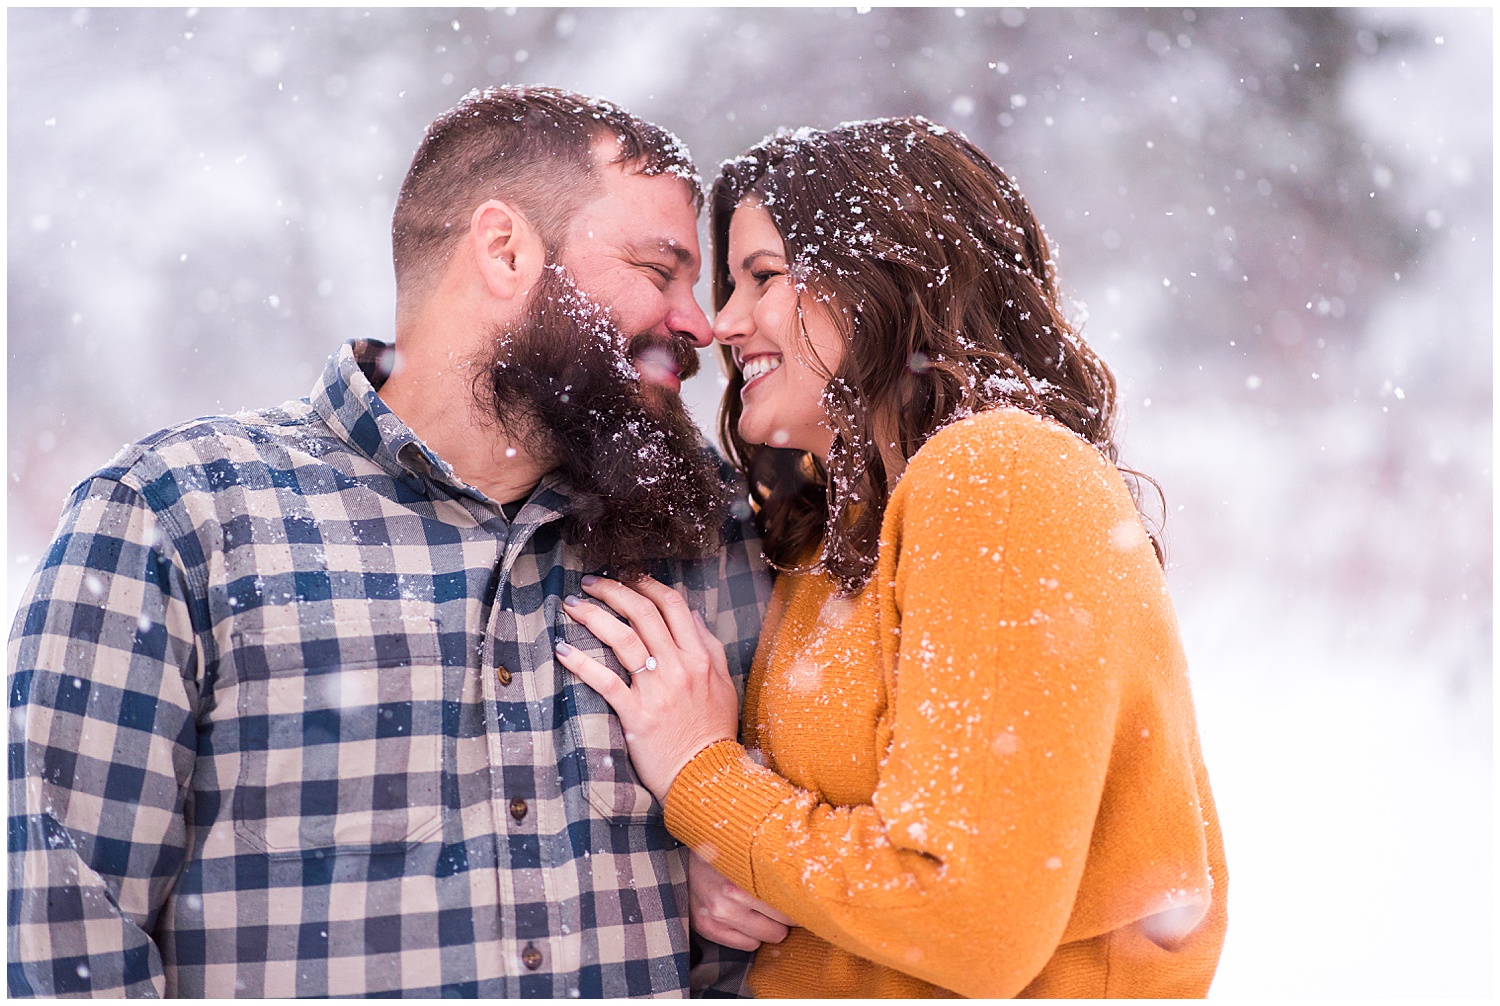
[391,84,702,304]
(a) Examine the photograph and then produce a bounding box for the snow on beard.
[479,263,727,579]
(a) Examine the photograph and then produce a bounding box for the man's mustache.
[628,332,700,384]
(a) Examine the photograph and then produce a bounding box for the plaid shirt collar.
[312,337,572,517]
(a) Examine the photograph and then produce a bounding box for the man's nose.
[669,293,715,349]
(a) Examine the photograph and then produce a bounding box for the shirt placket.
[477,511,565,995]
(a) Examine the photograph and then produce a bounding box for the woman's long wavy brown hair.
[712,118,1163,594]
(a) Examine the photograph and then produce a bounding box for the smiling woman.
[711,122,1140,591]
[556,118,1226,999]
[711,200,842,459]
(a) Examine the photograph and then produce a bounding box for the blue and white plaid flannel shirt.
[8,339,769,997]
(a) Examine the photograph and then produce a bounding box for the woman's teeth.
[741,356,781,384]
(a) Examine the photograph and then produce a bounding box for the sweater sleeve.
[665,412,1166,998]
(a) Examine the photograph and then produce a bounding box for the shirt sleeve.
[8,475,202,997]
[664,419,1155,998]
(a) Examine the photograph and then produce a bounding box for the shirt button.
[509,797,528,821]
[496,664,513,687]
[520,942,543,971]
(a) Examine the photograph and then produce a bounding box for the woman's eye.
[751,269,780,285]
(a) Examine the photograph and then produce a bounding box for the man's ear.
[468,199,546,302]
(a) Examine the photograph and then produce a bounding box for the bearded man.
[8,86,770,998]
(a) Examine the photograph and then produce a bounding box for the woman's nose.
[712,292,750,345]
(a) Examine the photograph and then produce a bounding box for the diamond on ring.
[635,656,658,674]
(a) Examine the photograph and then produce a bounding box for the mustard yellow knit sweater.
[666,409,1227,998]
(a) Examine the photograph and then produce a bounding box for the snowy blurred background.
[7,8,1491,996]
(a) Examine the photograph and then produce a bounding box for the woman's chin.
[738,422,827,457]
[736,419,772,450]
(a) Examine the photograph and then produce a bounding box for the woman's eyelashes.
[726,267,779,294]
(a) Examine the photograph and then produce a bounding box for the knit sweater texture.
[665,408,1227,998]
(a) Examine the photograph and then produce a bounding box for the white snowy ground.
[1189,616,1492,997]
[1131,404,1492,999]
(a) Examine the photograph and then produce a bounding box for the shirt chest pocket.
[231,615,446,855]
[558,621,661,826]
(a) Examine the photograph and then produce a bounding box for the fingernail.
[555,640,573,656]
[581,574,599,586]
[563,594,580,607]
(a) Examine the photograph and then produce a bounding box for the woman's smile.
[738,353,782,389]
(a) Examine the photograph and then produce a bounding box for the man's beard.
[476,264,728,580]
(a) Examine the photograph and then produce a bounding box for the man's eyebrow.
[627,239,698,272]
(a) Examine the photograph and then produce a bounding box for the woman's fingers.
[694,918,763,953]
[554,638,637,714]
[687,853,792,950]
[690,609,731,679]
[560,578,741,802]
[729,910,791,946]
[700,910,789,951]
[631,577,710,662]
[561,594,652,673]
[580,575,700,669]
[726,885,795,928]
[704,886,793,946]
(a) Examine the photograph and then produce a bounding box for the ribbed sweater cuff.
[663,739,799,895]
